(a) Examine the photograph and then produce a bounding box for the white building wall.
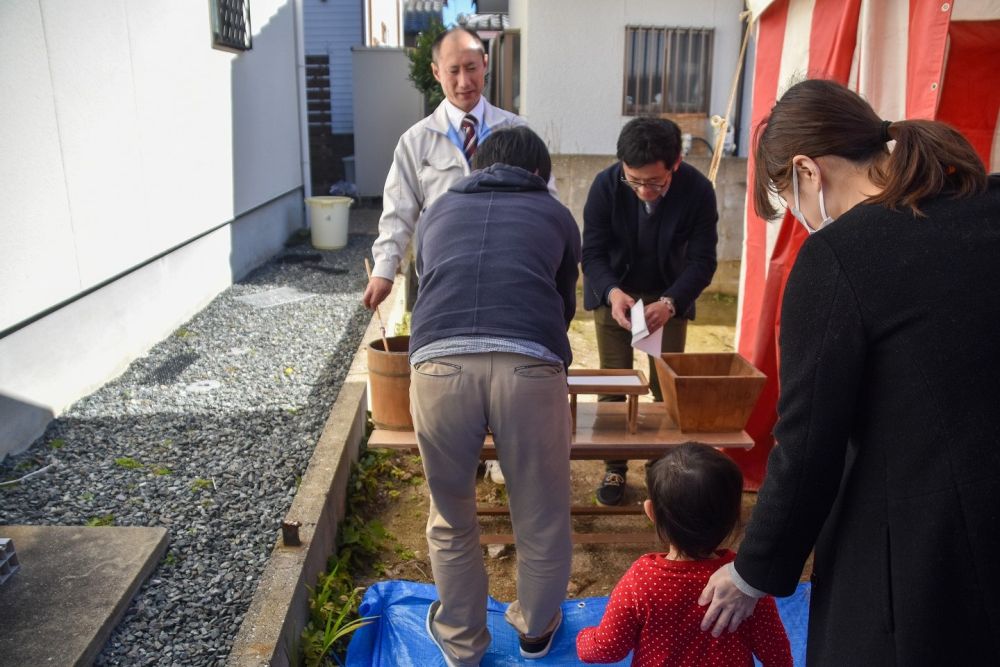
[510,0,745,155]
[303,0,363,133]
[0,0,304,457]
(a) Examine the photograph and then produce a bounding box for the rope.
[708,9,755,186]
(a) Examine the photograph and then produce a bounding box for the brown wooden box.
[654,353,766,432]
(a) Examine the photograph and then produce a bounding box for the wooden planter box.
[654,353,766,432]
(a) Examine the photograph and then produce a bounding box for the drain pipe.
[292,0,312,207]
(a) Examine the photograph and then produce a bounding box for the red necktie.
[461,114,478,163]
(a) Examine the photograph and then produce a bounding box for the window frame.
[210,0,253,53]
[622,26,714,116]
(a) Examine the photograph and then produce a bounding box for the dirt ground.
[361,293,807,601]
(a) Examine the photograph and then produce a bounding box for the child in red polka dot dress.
[576,443,792,666]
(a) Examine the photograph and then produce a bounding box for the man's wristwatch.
[658,296,677,317]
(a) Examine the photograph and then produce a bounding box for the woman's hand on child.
[698,563,760,637]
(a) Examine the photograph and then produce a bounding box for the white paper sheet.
[630,299,663,356]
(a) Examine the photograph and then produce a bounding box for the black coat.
[736,177,1000,665]
[581,162,718,317]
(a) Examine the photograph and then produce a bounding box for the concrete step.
[0,525,167,667]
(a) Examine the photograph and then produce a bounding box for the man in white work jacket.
[362,26,530,311]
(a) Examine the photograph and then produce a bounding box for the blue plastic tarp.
[346,580,810,666]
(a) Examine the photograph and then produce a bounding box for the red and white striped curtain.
[733,0,1000,489]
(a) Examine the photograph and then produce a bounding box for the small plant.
[394,312,412,337]
[49,438,65,450]
[708,292,738,305]
[301,557,377,666]
[80,491,95,502]
[115,457,143,470]
[394,545,416,561]
[300,445,408,665]
[151,466,172,476]
[86,514,115,527]
[408,20,447,111]
[163,551,179,567]
[190,478,213,493]
[174,327,194,338]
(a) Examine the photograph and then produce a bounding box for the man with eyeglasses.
[581,117,719,506]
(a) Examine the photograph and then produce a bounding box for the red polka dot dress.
[576,550,792,666]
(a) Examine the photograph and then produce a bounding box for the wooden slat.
[368,403,754,459]
[476,504,642,516]
[480,532,658,545]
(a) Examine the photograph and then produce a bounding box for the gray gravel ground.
[0,233,375,666]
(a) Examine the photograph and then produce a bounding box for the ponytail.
[867,120,987,214]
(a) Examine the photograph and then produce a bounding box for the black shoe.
[596,471,626,506]
[519,610,562,659]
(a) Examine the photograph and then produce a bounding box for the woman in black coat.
[698,79,1000,665]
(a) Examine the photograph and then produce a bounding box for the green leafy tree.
[408,20,446,111]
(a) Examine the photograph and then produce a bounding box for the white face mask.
[790,166,833,234]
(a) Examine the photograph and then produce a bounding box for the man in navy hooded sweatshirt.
[410,126,580,666]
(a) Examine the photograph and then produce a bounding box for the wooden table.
[368,402,753,544]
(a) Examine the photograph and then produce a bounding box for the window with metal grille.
[623,26,713,115]
[211,0,252,52]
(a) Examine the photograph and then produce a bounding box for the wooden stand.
[368,403,752,544]
[567,369,649,434]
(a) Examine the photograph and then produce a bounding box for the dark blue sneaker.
[518,610,562,659]
[596,471,627,506]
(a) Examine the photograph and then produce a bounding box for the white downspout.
[293,0,312,203]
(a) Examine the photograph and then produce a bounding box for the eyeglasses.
[620,174,672,194]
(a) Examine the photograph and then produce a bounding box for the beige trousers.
[410,352,572,666]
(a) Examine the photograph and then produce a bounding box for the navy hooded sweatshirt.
[410,164,581,367]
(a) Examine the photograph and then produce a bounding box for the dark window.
[211,0,252,52]
[623,26,713,115]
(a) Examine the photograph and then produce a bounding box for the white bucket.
[305,196,351,250]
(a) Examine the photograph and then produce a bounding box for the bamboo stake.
[708,9,755,186]
[364,259,390,352]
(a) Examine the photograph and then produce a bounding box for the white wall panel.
[1,0,303,333]
[232,0,303,214]
[0,0,79,328]
[42,0,149,288]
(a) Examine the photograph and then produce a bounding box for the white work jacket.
[370,100,530,281]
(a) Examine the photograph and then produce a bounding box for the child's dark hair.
[645,443,743,559]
